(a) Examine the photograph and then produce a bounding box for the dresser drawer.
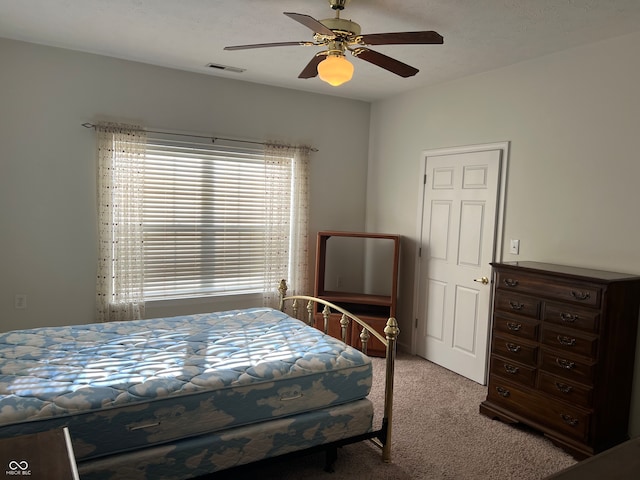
[496,271,601,307]
[491,334,538,365]
[487,377,591,442]
[539,372,593,409]
[490,355,536,387]
[493,315,539,341]
[541,325,598,359]
[494,292,540,319]
[543,302,600,333]
[540,348,596,385]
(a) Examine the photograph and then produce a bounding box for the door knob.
[474,276,489,285]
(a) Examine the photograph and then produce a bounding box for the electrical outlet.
[509,239,520,255]
[14,294,27,309]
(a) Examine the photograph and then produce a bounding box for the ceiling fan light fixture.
[317,54,354,86]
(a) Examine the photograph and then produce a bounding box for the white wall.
[0,38,370,331]
[367,31,640,435]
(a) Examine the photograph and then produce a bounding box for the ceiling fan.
[224,0,443,86]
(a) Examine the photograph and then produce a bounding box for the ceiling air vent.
[206,63,246,73]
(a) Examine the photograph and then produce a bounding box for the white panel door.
[415,148,502,384]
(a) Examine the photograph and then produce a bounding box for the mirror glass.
[323,236,394,296]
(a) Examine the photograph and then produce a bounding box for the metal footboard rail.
[278,280,399,463]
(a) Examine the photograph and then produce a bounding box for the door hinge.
[423,174,427,184]
[418,247,422,257]
[415,318,418,329]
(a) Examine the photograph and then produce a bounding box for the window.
[143,136,292,299]
[96,124,309,321]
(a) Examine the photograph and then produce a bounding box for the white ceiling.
[2,0,640,102]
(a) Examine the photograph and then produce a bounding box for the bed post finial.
[306,300,315,327]
[359,327,370,355]
[278,279,288,311]
[384,317,399,341]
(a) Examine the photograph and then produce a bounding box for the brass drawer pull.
[571,290,590,301]
[560,414,579,426]
[503,278,519,287]
[506,343,521,353]
[507,322,522,331]
[557,335,577,347]
[496,386,510,397]
[509,301,525,311]
[555,382,573,394]
[559,313,578,323]
[504,363,519,374]
[556,358,575,369]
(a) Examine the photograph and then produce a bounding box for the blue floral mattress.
[0,308,372,461]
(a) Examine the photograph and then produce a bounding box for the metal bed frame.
[278,279,399,465]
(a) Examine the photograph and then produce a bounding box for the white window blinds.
[142,135,293,300]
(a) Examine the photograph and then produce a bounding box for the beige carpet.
[211,354,577,479]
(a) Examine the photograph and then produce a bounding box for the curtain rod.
[81,123,318,152]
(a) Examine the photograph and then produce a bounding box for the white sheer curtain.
[96,123,147,322]
[263,144,310,306]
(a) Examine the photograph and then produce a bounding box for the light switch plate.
[509,239,520,255]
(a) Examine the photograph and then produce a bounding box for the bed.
[0,281,398,479]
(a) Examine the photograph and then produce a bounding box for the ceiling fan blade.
[298,54,325,79]
[351,47,419,77]
[284,12,335,37]
[359,31,444,45]
[224,41,316,51]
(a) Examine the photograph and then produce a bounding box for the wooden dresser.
[480,261,640,458]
